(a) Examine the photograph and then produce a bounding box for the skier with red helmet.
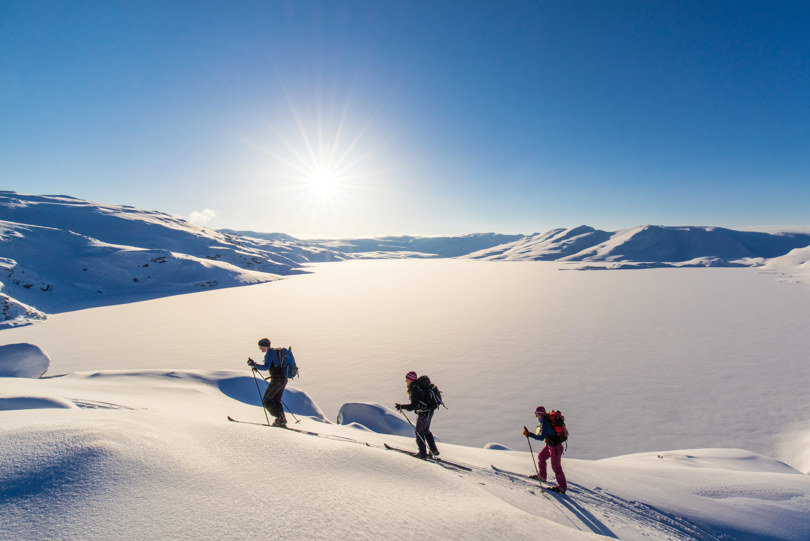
[523,405,567,493]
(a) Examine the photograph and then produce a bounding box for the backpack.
[545,410,568,445]
[275,347,299,379]
[415,375,443,411]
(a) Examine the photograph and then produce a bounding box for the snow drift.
[0,342,50,377]
[337,402,414,436]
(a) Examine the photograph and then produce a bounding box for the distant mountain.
[467,226,612,260]
[565,225,810,263]
[221,231,525,259]
[0,192,346,325]
[466,225,810,268]
[218,230,301,243]
[306,233,525,258]
[3,191,809,327]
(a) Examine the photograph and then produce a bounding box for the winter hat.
[535,406,546,415]
[405,371,418,382]
[258,338,271,348]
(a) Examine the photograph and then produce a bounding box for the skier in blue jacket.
[247,338,287,427]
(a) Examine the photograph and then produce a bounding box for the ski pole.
[525,426,541,479]
[399,409,434,458]
[251,367,271,426]
[253,367,300,425]
[281,399,301,424]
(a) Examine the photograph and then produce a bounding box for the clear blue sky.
[2,1,809,237]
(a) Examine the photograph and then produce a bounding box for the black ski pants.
[263,376,288,421]
[415,410,438,456]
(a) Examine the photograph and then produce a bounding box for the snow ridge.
[465,224,810,270]
[0,192,347,325]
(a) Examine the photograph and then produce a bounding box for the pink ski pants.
[538,443,567,492]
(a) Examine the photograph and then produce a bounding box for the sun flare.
[310,168,338,196]
[243,84,396,237]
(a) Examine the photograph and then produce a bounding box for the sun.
[243,83,393,237]
[309,168,338,196]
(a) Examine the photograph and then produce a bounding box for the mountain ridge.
[466,224,810,268]
[3,191,809,326]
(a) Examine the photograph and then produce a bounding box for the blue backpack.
[275,347,299,379]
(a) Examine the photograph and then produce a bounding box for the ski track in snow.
[226,418,723,540]
[68,399,136,410]
[449,463,724,540]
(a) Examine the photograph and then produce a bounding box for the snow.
[1,370,809,540]
[762,245,810,283]
[5,191,810,330]
[466,225,810,273]
[0,342,50,377]
[0,291,45,327]
[4,259,810,466]
[0,192,346,323]
[2,191,810,538]
[776,421,810,476]
[337,402,414,436]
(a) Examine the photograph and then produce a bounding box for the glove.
[522,426,529,437]
[395,403,402,412]
[247,358,255,366]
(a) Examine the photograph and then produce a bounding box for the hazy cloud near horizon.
[188,209,216,226]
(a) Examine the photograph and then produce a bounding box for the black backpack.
[415,375,444,411]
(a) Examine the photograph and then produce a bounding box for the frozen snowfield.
[3,259,810,467]
[2,259,810,539]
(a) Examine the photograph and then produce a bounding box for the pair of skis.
[227,416,317,435]
[382,443,471,471]
[383,448,562,491]
[227,416,470,471]
[490,464,568,494]
[226,416,370,445]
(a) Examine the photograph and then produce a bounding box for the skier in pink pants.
[523,406,567,494]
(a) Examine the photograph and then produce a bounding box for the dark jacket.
[400,375,434,414]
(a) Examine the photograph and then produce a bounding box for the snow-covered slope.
[761,245,810,283]
[467,225,810,269]
[467,226,612,260]
[1,370,808,540]
[564,225,810,265]
[0,192,345,325]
